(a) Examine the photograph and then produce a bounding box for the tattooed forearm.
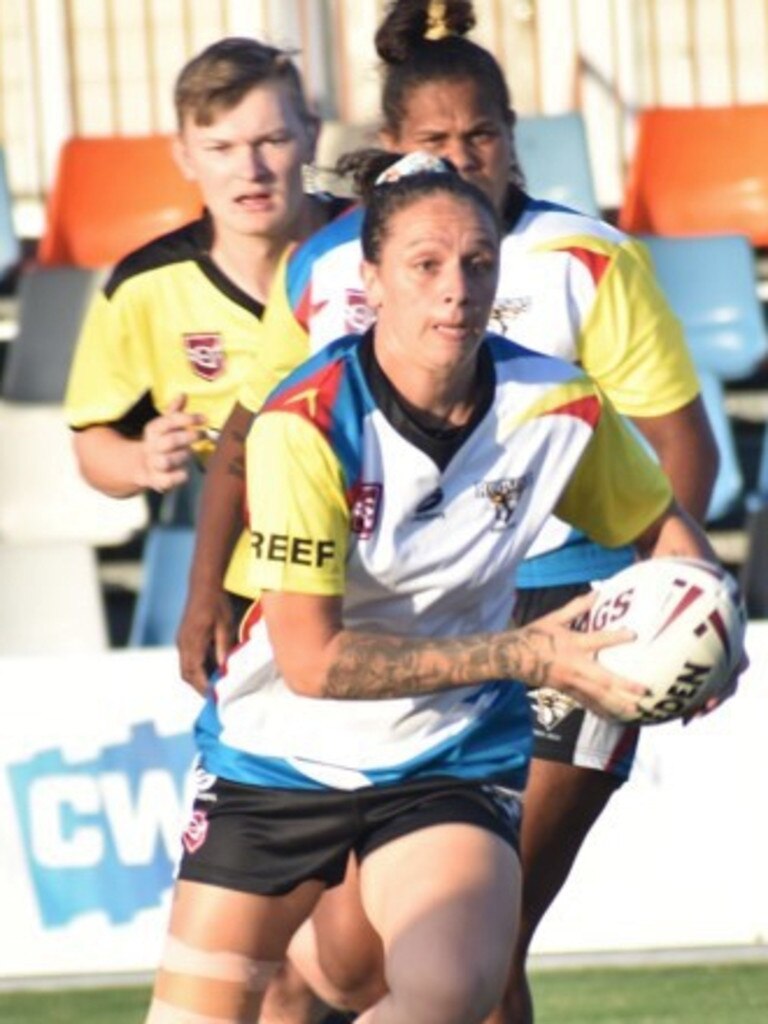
[323,625,556,699]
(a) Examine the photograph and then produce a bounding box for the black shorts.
[177,774,522,896]
[514,582,639,781]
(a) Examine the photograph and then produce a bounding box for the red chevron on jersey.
[563,246,611,285]
[262,358,345,445]
[544,393,602,427]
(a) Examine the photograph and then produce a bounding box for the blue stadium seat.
[129,526,196,647]
[515,112,600,217]
[2,266,101,402]
[740,422,768,616]
[0,147,21,282]
[627,369,742,525]
[640,234,768,382]
[697,369,744,522]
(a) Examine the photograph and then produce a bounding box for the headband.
[374,150,452,186]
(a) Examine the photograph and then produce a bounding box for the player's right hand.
[177,587,237,696]
[140,393,207,493]
[511,592,650,722]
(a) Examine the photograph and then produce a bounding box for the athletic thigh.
[287,857,386,1013]
[310,856,385,997]
[150,878,325,1021]
[359,824,521,1019]
[166,878,325,961]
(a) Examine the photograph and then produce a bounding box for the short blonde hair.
[174,37,312,128]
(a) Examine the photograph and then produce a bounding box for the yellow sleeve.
[554,389,673,546]
[64,288,153,429]
[239,246,311,415]
[246,410,349,595]
[575,238,699,418]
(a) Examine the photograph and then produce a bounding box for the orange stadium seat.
[37,135,202,268]
[619,106,768,246]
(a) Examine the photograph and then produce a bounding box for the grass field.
[2,962,767,1023]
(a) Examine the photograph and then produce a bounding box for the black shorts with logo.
[514,582,639,781]
[177,773,522,896]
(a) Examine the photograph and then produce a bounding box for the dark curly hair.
[336,148,500,263]
[375,1,513,135]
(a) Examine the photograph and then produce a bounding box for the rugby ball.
[588,557,746,725]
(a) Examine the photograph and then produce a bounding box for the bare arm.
[261,499,721,717]
[177,400,254,692]
[631,395,718,523]
[632,497,719,562]
[261,589,646,722]
[72,394,205,498]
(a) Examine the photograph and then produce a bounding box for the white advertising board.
[1,630,766,981]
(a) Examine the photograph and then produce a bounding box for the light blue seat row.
[640,233,768,382]
[129,526,196,647]
[0,148,20,281]
[515,112,600,217]
[1,266,101,402]
[741,421,768,616]
[697,369,744,522]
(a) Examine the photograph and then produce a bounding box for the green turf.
[531,962,768,1023]
[1,962,767,1023]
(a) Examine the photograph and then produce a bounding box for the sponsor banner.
[1,631,767,980]
[0,649,199,979]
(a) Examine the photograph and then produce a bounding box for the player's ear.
[303,113,321,162]
[360,260,383,310]
[172,133,197,182]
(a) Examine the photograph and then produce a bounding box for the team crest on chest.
[534,687,578,731]
[344,290,376,335]
[476,474,531,529]
[183,332,225,381]
[489,296,532,335]
[350,482,383,538]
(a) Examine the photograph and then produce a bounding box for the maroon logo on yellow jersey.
[183,332,225,381]
[350,483,383,539]
[344,290,376,335]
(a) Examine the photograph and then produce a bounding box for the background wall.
[4,0,768,234]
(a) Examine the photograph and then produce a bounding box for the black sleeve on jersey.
[110,390,160,438]
[70,390,160,438]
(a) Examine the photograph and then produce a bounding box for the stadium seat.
[0,540,109,654]
[696,369,744,523]
[0,147,21,282]
[740,423,768,616]
[37,135,202,268]
[515,112,600,217]
[628,367,742,524]
[0,402,148,546]
[640,234,768,382]
[619,106,768,246]
[129,525,196,647]
[1,266,101,402]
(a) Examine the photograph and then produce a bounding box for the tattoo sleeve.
[323,626,555,699]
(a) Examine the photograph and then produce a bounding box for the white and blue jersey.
[242,196,697,590]
[197,333,671,793]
